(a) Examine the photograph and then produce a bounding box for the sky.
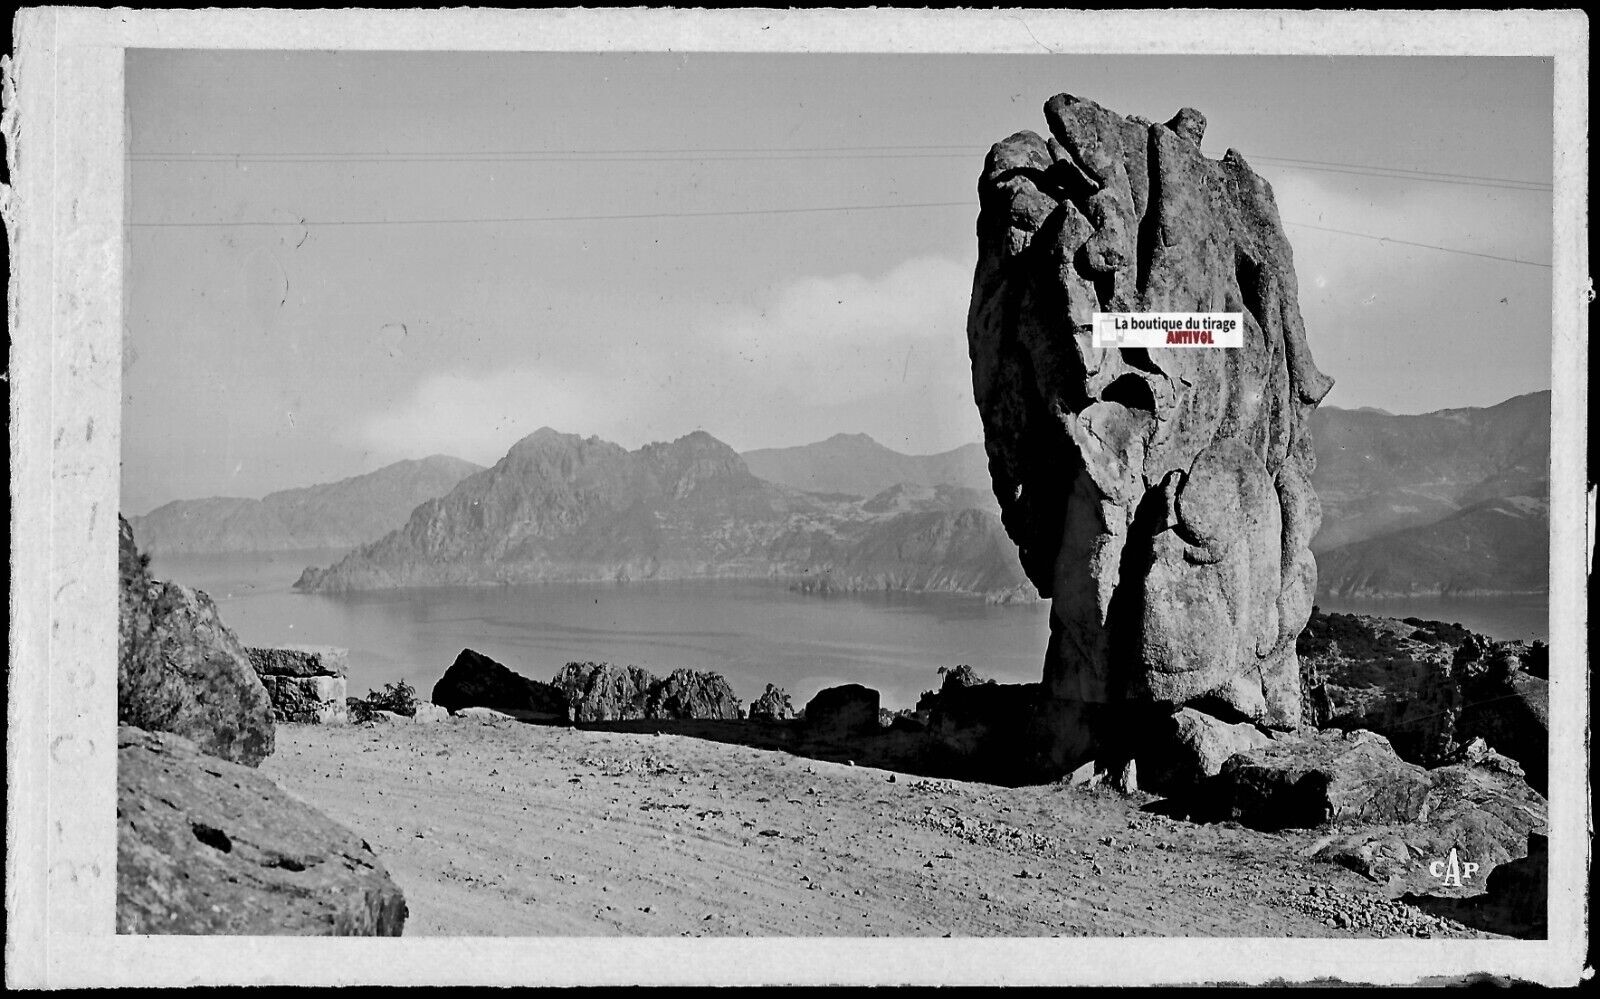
[122,52,1555,514]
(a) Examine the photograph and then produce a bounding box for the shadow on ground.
[557,716,1043,787]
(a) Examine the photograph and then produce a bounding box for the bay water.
[151,550,1549,712]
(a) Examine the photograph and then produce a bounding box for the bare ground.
[259,718,1499,938]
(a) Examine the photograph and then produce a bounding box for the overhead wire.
[125,143,1554,266]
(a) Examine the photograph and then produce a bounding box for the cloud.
[705,254,975,407]
[354,254,983,461]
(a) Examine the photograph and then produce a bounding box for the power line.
[1251,154,1547,189]
[127,143,980,158]
[129,146,1552,192]
[127,200,1553,268]
[1253,161,1548,192]
[1281,220,1552,268]
[125,200,977,229]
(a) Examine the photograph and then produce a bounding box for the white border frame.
[4,8,1589,987]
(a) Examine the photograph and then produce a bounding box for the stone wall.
[248,646,349,724]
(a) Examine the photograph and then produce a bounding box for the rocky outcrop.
[430,648,568,721]
[117,726,406,935]
[1217,730,1434,831]
[804,684,881,740]
[248,646,348,725]
[553,662,742,722]
[1312,750,1547,899]
[118,515,274,766]
[1297,611,1462,765]
[748,684,796,721]
[646,668,742,721]
[552,662,657,722]
[1212,729,1547,900]
[968,94,1332,750]
[1298,610,1548,790]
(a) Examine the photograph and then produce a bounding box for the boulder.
[118,516,274,766]
[369,710,413,725]
[552,662,656,722]
[748,683,796,721]
[645,668,743,721]
[1314,757,1547,899]
[967,95,1332,743]
[431,648,567,721]
[117,726,406,935]
[411,702,451,724]
[259,674,348,725]
[1216,729,1433,831]
[1136,707,1272,795]
[803,684,881,740]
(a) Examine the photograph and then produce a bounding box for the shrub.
[361,679,419,717]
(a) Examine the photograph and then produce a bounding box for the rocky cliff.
[295,429,1034,602]
[129,454,481,554]
[967,94,1331,745]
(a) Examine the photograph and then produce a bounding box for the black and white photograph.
[5,8,1589,987]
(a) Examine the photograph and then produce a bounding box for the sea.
[151,550,1550,712]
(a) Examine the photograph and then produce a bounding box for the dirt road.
[260,718,1493,938]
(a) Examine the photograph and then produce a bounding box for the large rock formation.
[968,94,1333,755]
[117,726,407,935]
[118,515,275,766]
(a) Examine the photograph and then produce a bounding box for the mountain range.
[137,390,1550,601]
[128,455,483,554]
[293,430,1034,602]
[1307,391,1550,597]
[742,434,990,500]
